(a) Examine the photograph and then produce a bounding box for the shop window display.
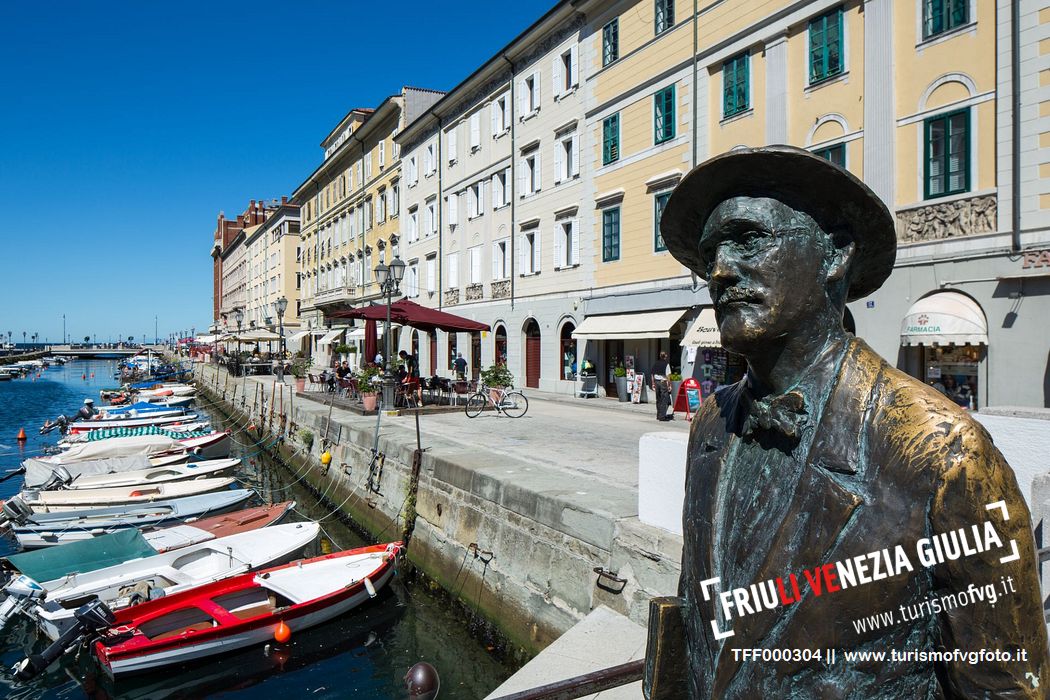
[922,344,981,409]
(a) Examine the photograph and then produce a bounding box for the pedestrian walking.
[651,352,672,421]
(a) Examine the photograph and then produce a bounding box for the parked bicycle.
[464,383,529,418]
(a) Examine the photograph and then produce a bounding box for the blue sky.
[0,0,553,344]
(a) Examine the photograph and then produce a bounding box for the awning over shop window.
[681,308,720,347]
[572,309,688,341]
[345,326,386,340]
[287,330,311,343]
[317,329,345,347]
[900,292,988,346]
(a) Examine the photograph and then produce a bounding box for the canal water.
[0,359,516,699]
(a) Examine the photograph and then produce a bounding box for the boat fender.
[364,577,377,599]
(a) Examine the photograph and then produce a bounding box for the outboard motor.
[39,415,69,436]
[0,575,46,630]
[12,599,116,681]
[0,497,36,527]
[40,466,74,491]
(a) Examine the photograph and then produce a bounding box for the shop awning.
[681,308,720,347]
[901,292,988,346]
[572,309,688,341]
[317,329,345,347]
[346,325,387,339]
[287,330,314,343]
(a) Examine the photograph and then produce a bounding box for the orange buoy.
[16,428,26,441]
[274,621,291,643]
[248,424,257,431]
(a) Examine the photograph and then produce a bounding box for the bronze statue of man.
[646,146,1049,698]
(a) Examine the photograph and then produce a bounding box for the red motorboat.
[94,542,401,676]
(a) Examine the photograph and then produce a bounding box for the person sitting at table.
[336,361,351,379]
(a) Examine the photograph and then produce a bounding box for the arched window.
[494,324,508,366]
[560,322,577,380]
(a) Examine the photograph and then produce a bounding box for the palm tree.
[21,331,26,345]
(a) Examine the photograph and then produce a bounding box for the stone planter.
[670,380,682,403]
[615,376,629,402]
[361,393,378,411]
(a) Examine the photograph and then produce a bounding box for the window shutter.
[449,193,458,226]
[518,236,526,275]
[533,231,542,272]
[492,243,500,280]
[470,112,481,148]
[570,45,579,87]
[571,135,580,177]
[571,218,580,265]
[491,173,500,207]
[448,254,458,287]
[535,152,541,191]
[480,180,487,215]
[471,248,481,283]
[449,129,457,162]
[517,80,527,117]
[553,54,563,99]
[518,159,526,196]
[553,223,562,269]
[554,141,564,184]
[490,101,499,136]
[532,72,541,109]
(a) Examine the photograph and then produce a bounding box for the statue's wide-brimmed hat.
[659,145,897,301]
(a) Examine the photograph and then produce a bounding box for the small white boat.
[135,385,196,398]
[17,477,236,511]
[67,413,200,434]
[6,490,256,548]
[38,458,240,490]
[26,522,321,640]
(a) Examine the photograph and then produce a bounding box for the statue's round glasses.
[699,225,810,276]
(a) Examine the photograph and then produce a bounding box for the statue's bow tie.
[743,390,808,445]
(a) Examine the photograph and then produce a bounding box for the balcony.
[465,283,484,302]
[491,279,511,299]
[445,288,460,305]
[313,284,358,307]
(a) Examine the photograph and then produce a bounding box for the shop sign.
[1022,249,1050,268]
[904,314,942,335]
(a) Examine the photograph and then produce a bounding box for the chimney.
[281,196,288,205]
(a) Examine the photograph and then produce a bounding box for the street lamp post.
[234,309,244,375]
[373,256,406,408]
[275,296,288,381]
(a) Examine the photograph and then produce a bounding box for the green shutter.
[603,208,620,262]
[654,193,670,251]
[809,7,843,83]
[654,86,675,143]
[603,20,619,66]
[603,114,619,165]
[723,53,749,117]
[924,108,969,199]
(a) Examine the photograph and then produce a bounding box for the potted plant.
[333,343,352,362]
[614,365,629,402]
[291,356,309,392]
[481,363,515,403]
[299,428,314,452]
[669,371,683,404]
[357,364,383,411]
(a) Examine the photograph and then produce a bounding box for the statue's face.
[699,196,833,355]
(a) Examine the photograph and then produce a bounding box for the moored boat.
[35,458,240,491]
[5,489,256,548]
[94,542,400,675]
[27,521,321,640]
[16,476,237,511]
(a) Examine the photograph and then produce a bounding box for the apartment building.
[242,199,302,342]
[211,200,276,331]
[398,2,591,391]
[239,0,1049,406]
[292,86,444,361]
